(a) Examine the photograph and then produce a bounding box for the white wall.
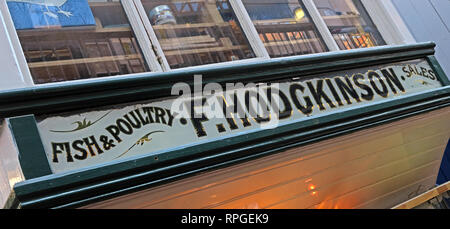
[0,121,24,208]
[0,1,33,90]
[392,0,450,79]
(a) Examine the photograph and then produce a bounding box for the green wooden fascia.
[4,42,450,208]
[427,55,450,85]
[7,115,52,179]
[12,85,450,209]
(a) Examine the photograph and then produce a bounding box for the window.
[5,0,391,85]
[312,0,385,50]
[6,0,149,84]
[139,0,256,69]
[242,0,328,57]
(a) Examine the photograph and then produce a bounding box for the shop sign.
[37,59,443,173]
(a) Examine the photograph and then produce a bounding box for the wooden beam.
[152,22,230,30]
[164,45,248,56]
[392,181,450,209]
[27,54,142,68]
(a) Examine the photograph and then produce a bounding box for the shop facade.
[0,0,449,209]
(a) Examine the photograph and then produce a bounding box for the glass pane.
[242,0,328,58]
[140,0,256,69]
[313,0,386,50]
[6,0,149,84]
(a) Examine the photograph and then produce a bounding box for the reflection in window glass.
[7,0,149,84]
[242,0,328,58]
[141,0,256,69]
[313,0,385,50]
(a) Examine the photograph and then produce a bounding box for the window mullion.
[360,0,415,45]
[302,0,340,51]
[230,0,270,59]
[131,0,172,71]
[122,0,166,72]
[0,1,34,87]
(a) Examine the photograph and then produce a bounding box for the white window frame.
[131,0,171,71]
[0,0,417,88]
[302,0,340,51]
[301,0,416,51]
[230,0,270,59]
[122,0,165,72]
[0,0,166,88]
[0,0,34,88]
[361,0,415,45]
[132,0,271,72]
